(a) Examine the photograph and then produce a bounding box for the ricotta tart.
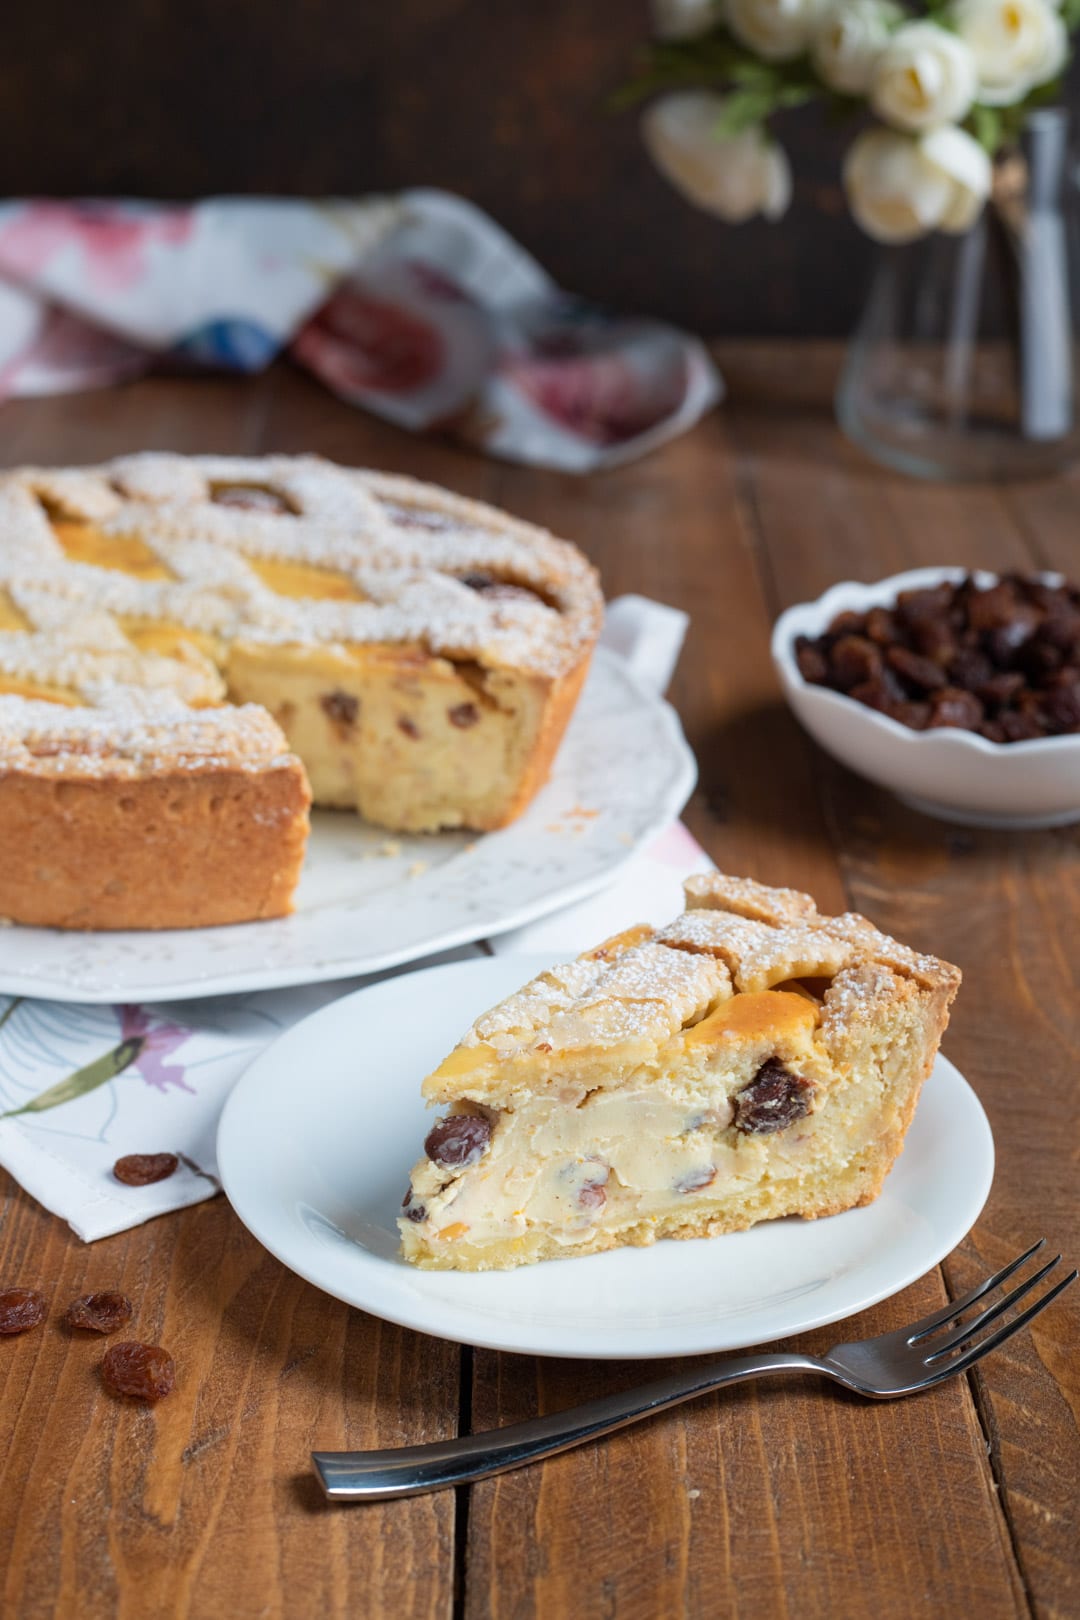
[399,873,961,1270]
[0,454,602,929]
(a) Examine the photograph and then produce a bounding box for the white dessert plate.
[0,650,695,1003]
[218,955,995,1360]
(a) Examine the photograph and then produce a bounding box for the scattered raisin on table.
[65,1292,134,1334]
[424,1114,492,1170]
[113,1153,179,1187]
[0,1288,47,1335]
[734,1060,814,1135]
[101,1342,176,1402]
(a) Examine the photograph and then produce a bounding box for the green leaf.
[1,1036,145,1118]
[968,103,1003,155]
[715,89,774,135]
[0,998,22,1038]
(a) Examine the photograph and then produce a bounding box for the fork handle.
[312,1350,824,1500]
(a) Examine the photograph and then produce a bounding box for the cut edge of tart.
[0,692,310,929]
[398,872,961,1271]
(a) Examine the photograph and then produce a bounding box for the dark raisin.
[794,637,829,684]
[113,1153,179,1187]
[848,669,904,713]
[734,1060,814,1135]
[1000,708,1045,741]
[1015,637,1063,679]
[212,484,291,514]
[824,610,867,638]
[577,1178,608,1211]
[1043,679,1080,732]
[675,1166,717,1194]
[459,571,496,592]
[101,1342,176,1402]
[0,1288,47,1335]
[987,614,1040,665]
[791,573,1080,744]
[891,701,931,731]
[909,618,957,663]
[828,635,883,690]
[320,690,359,729]
[886,645,947,691]
[948,647,994,689]
[401,1191,427,1224]
[448,702,480,729]
[865,607,898,645]
[65,1292,133,1334]
[977,671,1025,707]
[896,583,956,625]
[967,580,1022,632]
[1041,605,1080,653]
[397,716,420,740]
[424,1114,492,1170]
[928,687,985,729]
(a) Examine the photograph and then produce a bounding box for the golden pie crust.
[0,454,603,929]
[400,873,961,1270]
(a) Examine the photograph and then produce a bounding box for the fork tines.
[909,1239,1077,1373]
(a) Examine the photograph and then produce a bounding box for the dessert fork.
[313,1239,1075,1501]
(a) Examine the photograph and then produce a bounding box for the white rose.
[870,21,978,132]
[843,124,992,242]
[812,0,900,95]
[726,0,829,62]
[642,93,792,223]
[952,0,1068,104]
[651,0,724,39]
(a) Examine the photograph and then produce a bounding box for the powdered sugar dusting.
[0,451,603,777]
[439,874,958,1090]
[658,910,853,992]
[0,691,295,778]
[3,452,602,681]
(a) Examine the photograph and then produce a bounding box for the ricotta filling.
[402,1067,878,1253]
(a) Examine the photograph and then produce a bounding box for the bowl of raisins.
[772,568,1080,828]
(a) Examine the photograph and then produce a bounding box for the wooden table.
[1,352,1077,1620]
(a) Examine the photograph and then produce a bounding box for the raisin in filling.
[424,1113,492,1170]
[734,1059,814,1135]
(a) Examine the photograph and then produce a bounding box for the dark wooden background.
[0,0,973,337]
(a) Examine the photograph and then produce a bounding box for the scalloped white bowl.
[772,567,1080,830]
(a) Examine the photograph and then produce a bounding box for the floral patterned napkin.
[0,189,721,471]
[0,599,710,1241]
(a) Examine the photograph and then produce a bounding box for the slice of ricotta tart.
[398,873,960,1271]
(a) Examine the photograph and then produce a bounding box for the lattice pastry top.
[423,871,961,1103]
[0,453,604,776]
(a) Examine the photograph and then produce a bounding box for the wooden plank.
[727,390,1079,1620]
[0,377,461,1620]
[0,1176,458,1620]
[455,408,1029,1619]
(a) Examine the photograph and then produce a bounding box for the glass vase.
[837,109,1080,482]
